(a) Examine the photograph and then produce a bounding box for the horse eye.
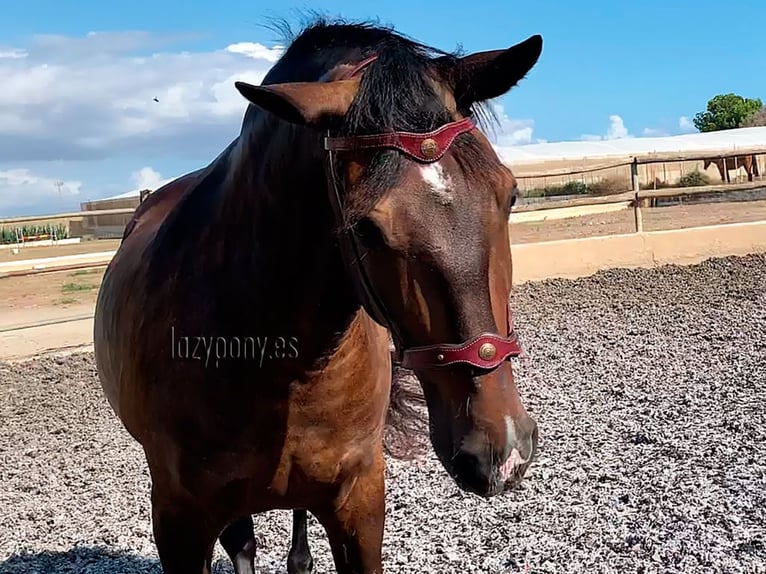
[355,218,387,249]
[509,186,521,209]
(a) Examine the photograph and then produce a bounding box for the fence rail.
[512,149,766,178]
[513,180,765,213]
[0,208,137,226]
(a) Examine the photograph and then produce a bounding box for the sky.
[1,0,764,216]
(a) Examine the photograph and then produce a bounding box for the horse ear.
[439,35,543,107]
[234,79,360,126]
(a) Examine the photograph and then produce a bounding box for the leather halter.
[323,55,522,371]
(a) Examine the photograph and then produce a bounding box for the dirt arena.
[1,254,764,573]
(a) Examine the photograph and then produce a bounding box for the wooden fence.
[511,149,766,196]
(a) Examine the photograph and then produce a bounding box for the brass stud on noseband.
[420,138,438,158]
[478,343,497,361]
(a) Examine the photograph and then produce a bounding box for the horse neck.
[210,114,359,341]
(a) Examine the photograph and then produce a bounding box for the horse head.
[234,34,543,498]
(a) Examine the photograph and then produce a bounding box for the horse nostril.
[451,449,493,496]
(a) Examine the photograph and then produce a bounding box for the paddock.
[1,254,763,573]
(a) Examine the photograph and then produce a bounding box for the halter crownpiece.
[324,117,476,163]
[326,52,476,163]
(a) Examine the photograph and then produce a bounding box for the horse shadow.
[0,545,273,574]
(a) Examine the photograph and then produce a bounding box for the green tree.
[693,93,763,132]
[742,106,766,127]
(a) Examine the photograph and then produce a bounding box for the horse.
[703,155,761,183]
[94,18,544,574]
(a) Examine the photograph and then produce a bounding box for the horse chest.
[261,373,390,492]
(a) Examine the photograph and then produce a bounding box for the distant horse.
[704,155,761,183]
[95,19,543,574]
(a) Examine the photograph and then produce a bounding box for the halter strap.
[400,307,521,370]
[325,117,475,163]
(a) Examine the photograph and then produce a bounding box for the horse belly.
[93,232,158,442]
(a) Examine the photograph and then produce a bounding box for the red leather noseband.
[325,54,523,370]
[401,306,521,370]
[401,331,522,370]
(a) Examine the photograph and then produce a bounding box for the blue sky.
[0,0,764,216]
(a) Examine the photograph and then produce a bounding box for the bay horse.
[94,19,543,574]
[704,155,761,182]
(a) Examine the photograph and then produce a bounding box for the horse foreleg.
[287,509,314,574]
[312,453,386,574]
[150,484,219,574]
[219,516,257,574]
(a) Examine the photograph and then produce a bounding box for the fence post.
[631,158,643,232]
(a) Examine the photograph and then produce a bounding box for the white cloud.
[679,115,695,133]
[606,114,629,139]
[130,166,174,191]
[488,103,540,146]
[580,114,632,141]
[0,31,288,215]
[0,49,27,59]
[642,127,668,137]
[225,42,284,62]
[0,32,284,162]
[0,168,81,213]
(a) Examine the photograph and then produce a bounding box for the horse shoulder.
[280,314,392,489]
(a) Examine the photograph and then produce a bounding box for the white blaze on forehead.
[419,163,453,204]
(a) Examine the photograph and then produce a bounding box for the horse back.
[121,168,206,243]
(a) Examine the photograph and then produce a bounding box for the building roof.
[98,188,145,201]
[496,126,766,165]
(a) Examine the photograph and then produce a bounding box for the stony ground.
[1,254,764,574]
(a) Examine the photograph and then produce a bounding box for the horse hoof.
[287,554,314,574]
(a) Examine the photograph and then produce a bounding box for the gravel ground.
[1,254,765,574]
